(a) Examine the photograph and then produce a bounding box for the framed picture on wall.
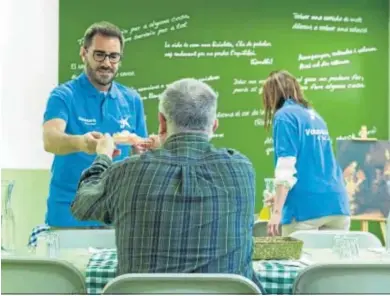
[336,140,390,220]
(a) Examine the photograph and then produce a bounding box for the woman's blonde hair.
[262,70,310,129]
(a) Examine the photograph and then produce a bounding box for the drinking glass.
[1,180,16,252]
[35,232,60,258]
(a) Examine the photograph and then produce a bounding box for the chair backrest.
[102,273,262,294]
[1,257,86,294]
[293,263,390,294]
[51,228,115,249]
[289,230,382,248]
[253,220,268,237]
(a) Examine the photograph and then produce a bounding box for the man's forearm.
[71,154,113,223]
[44,130,84,155]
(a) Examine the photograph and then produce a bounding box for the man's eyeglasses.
[88,49,122,63]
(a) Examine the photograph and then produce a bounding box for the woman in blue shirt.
[262,70,350,236]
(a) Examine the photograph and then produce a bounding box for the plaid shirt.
[71,133,264,291]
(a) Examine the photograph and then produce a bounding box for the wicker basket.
[252,236,303,260]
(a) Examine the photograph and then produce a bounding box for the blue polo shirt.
[43,73,148,227]
[273,99,350,225]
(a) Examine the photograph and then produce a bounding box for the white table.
[302,248,390,265]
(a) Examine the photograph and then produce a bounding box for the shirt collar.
[282,97,296,107]
[77,72,119,99]
[163,132,211,151]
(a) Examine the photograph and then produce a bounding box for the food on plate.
[113,130,145,145]
[112,131,162,150]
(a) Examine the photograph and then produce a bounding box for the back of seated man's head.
[158,78,218,142]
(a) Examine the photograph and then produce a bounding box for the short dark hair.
[83,21,124,50]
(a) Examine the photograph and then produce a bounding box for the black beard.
[85,62,116,86]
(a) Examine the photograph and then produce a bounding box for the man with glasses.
[41,21,148,227]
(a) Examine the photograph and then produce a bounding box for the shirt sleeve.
[273,118,299,158]
[275,156,298,189]
[134,94,148,138]
[43,88,70,123]
[71,154,117,224]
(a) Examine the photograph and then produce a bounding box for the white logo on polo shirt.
[78,116,97,125]
[118,116,131,129]
[307,109,317,120]
[305,128,330,141]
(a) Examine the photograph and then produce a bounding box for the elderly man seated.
[71,78,264,292]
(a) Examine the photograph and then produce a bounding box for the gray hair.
[159,78,218,135]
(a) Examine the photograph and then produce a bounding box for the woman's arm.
[268,118,299,236]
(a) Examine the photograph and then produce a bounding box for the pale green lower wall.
[1,169,50,250]
[1,168,385,250]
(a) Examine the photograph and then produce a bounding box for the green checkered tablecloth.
[85,249,306,295]
[254,260,307,294]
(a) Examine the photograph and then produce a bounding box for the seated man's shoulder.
[115,153,141,166]
[217,147,253,165]
[123,149,170,167]
[111,152,155,170]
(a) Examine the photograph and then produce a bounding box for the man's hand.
[132,134,162,155]
[132,143,148,155]
[148,134,161,149]
[158,131,168,145]
[95,133,121,159]
[80,131,103,154]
